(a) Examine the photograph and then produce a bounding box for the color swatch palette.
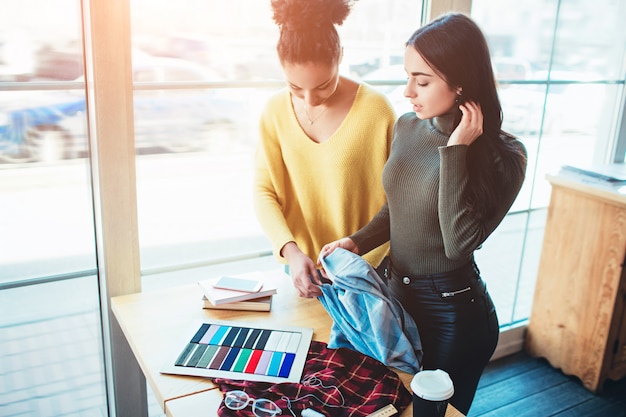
[161,320,313,383]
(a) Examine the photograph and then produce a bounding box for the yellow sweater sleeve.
[253,84,395,266]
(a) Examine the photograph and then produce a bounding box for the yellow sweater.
[254,83,395,266]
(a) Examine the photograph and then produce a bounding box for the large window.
[471,0,626,325]
[129,0,626,339]
[129,0,425,286]
[0,1,105,416]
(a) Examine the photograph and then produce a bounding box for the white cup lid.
[410,369,455,401]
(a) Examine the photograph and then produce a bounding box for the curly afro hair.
[271,0,356,64]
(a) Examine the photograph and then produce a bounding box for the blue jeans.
[388,262,499,415]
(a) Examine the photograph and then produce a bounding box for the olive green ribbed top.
[351,111,526,275]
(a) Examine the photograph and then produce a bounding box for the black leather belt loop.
[393,261,480,285]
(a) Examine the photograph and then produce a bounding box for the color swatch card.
[161,320,313,383]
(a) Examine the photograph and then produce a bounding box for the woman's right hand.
[282,242,323,298]
[318,237,359,262]
[447,100,483,147]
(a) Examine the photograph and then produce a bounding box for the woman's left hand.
[447,101,483,146]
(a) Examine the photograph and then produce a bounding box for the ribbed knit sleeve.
[438,144,479,260]
[349,202,391,255]
[438,144,518,260]
[253,101,295,255]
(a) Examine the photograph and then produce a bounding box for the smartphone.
[212,276,263,292]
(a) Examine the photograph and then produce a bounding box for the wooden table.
[111,269,464,416]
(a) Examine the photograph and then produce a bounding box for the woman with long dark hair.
[320,13,527,414]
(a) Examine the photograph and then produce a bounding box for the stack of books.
[197,273,278,312]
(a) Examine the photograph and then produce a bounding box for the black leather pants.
[388,262,499,415]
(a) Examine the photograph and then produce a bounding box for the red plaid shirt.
[213,340,412,417]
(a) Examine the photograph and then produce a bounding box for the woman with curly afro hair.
[254,0,396,298]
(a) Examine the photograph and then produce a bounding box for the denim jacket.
[318,248,423,373]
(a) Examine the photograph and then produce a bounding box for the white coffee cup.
[410,369,454,417]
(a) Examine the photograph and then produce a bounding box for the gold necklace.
[301,79,341,125]
[303,104,330,125]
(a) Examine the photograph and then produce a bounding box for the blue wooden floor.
[468,352,626,416]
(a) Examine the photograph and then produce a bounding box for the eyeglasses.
[223,376,345,417]
[224,390,282,417]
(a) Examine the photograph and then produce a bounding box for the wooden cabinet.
[526,169,626,393]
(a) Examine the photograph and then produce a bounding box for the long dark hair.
[271,0,353,65]
[406,12,527,220]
